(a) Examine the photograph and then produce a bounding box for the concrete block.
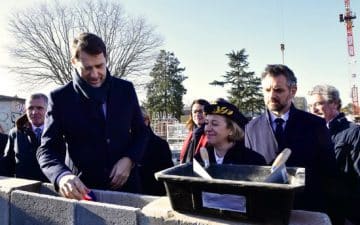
[11,190,76,225]
[10,185,157,225]
[0,176,41,225]
[141,197,242,225]
[39,183,59,197]
[140,197,332,225]
[37,184,159,208]
[0,187,10,225]
[0,176,41,192]
[75,200,140,225]
[93,189,159,209]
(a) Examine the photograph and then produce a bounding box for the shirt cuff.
[55,171,72,186]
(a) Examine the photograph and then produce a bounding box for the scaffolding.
[150,112,188,164]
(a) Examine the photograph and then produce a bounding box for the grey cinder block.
[0,176,41,225]
[39,183,59,196]
[93,189,159,209]
[11,190,76,225]
[10,187,156,225]
[0,176,41,192]
[140,197,332,225]
[0,188,10,225]
[76,200,140,225]
[140,197,240,225]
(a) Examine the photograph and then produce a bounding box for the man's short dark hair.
[26,93,48,108]
[71,32,107,59]
[261,64,297,87]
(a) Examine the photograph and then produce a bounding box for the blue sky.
[1,0,360,106]
[120,0,360,106]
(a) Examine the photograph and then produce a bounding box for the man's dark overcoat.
[0,115,49,181]
[37,76,148,191]
[245,105,337,212]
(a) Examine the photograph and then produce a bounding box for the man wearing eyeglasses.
[309,84,360,225]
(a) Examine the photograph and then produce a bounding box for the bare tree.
[7,0,163,88]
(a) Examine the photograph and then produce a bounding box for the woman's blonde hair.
[225,117,245,142]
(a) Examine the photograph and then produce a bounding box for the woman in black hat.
[194,100,265,165]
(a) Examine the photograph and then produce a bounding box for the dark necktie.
[274,118,285,150]
[35,128,42,141]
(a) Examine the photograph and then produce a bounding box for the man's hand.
[59,174,89,200]
[109,157,133,190]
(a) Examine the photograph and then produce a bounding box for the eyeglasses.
[192,110,204,114]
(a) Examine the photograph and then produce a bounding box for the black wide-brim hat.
[204,101,248,129]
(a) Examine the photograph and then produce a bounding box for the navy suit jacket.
[139,127,174,196]
[37,76,148,191]
[245,105,337,211]
[0,117,48,181]
[0,133,7,157]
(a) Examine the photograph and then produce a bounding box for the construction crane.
[339,0,359,116]
[279,0,285,64]
[280,43,285,64]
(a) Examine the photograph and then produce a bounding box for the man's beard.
[267,100,287,113]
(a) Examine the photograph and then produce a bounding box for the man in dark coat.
[0,93,49,181]
[37,33,148,200]
[245,64,337,213]
[309,84,360,225]
[0,132,7,157]
[139,107,174,196]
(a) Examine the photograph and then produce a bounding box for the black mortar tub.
[155,163,305,225]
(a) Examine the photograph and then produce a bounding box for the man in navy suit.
[309,84,360,224]
[138,107,174,196]
[0,132,7,157]
[245,64,336,213]
[0,93,49,181]
[37,33,148,200]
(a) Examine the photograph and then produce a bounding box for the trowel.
[193,147,212,179]
[264,148,292,183]
[200,147,210,168]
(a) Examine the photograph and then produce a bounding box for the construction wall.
[0,176,332,225]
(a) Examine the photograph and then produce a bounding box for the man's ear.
[71,57,77,66]
[290,86,297,97]
[333,100,341,110]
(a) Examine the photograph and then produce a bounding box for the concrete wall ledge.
[0,176,332,225]
[11,190,140,225]
[0,176,41,192]
[141,197,332,225]
[0,176,42,225]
